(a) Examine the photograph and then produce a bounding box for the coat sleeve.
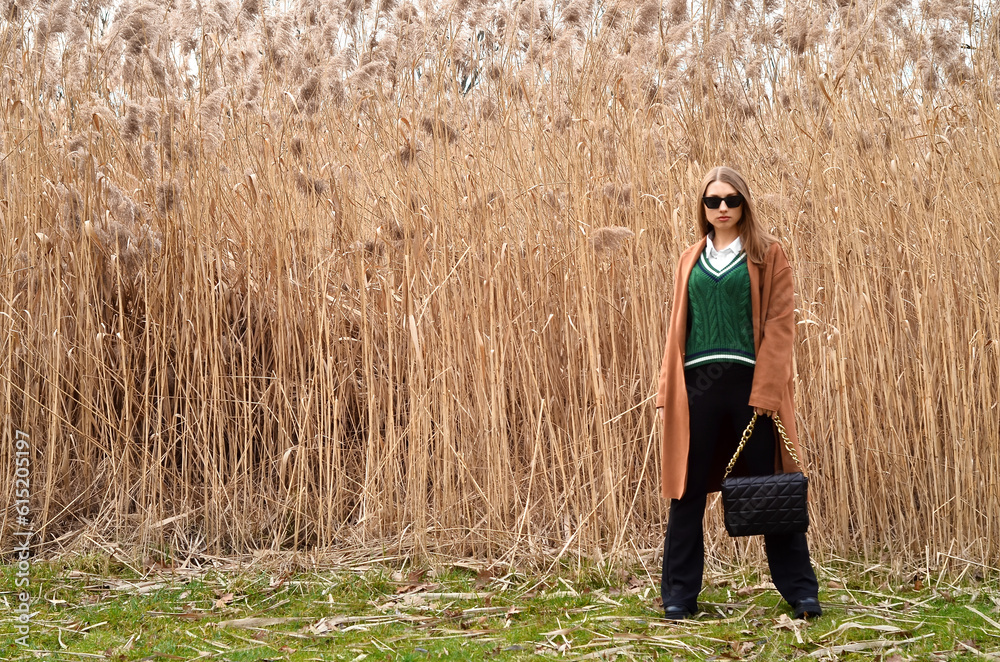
[656,358,669,409]
[656,259,685,409]
[749,246,794,411]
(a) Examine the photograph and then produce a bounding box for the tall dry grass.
[1,0,998,567]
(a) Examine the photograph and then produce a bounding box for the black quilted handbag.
[720,413,809,537]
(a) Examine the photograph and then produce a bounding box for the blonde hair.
[696,166,777,264]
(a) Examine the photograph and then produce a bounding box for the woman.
[655,166,821,620]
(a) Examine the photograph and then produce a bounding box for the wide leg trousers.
[660,363,819,612]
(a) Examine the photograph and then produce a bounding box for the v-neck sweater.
[684,249,755,368]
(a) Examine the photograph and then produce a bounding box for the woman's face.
[703,180,744,235]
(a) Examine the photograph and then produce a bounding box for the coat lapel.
[747,254,762,351]
[674,236,708,354]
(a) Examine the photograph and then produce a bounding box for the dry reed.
[1,0,998,569]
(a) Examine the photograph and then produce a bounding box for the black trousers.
[661,363,818,612]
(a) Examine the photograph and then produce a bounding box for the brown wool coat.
[655,237,804,500]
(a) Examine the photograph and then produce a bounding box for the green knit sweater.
[684,251,756,368]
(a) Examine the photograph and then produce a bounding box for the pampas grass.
[1,0,999,568]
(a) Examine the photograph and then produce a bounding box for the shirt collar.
[706,233,742,257]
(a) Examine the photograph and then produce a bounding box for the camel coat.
[655,237,804,500]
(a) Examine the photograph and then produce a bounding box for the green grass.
[3,553,1000,660]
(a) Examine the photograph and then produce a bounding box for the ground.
[2,552,999,660]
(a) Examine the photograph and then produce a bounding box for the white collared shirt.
[705,234,743,271]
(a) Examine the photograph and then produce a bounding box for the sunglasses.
[703,194,744,209]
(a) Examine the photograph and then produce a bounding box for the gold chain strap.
[722,412,802,481]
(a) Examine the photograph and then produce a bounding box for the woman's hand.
[754,407,776,418]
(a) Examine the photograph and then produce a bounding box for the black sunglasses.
[703,194,744,209]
